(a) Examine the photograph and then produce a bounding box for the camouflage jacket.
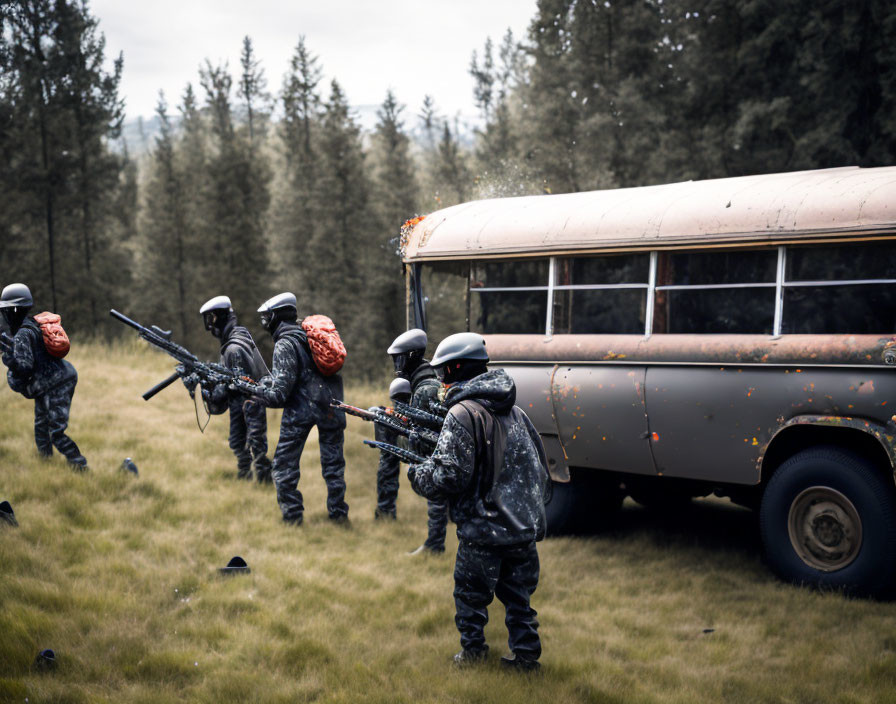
[257,322,345,428]
[410,362,441,413]
[408,369,548,546]
[204,319,269,415]
[2,318,76,399]
[408,362,441,454]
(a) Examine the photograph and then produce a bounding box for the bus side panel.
[498,364,572,481]
[645,366,896,484]
[551,365,656,475]
[495,365,558,433]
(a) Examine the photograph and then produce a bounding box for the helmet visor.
[202,312,217,331]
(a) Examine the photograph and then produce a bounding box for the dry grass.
[1,343,896,703]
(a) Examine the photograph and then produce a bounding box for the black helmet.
[257,292,298,334]
[0,283,33,310]
[388,328,427,378]
[389,377,412,403]
[0,283,33,332]
[431,332,489,384]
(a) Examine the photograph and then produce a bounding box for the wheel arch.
[760,416,896,489]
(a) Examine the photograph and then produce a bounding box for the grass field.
[2,343,896,704]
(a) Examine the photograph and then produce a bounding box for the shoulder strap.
[456,399,509,498]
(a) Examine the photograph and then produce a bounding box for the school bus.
[402,166,896,596]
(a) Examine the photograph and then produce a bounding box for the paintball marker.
[392,400,446,432]
[110,309,250,402]
[331,400,440,447]
[363,439,425,465]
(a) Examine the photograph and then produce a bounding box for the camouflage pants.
[229,398,272,481]
[272,417,348,521]
[375,422,447,546]
[375,422,400,515]
[34,382,86,467]
[453,540,541,660]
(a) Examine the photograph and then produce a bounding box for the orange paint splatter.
[651,432,660,442]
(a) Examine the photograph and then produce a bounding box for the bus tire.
[544,478,578,536]
[759,446,896,597]
[545,474,623,536]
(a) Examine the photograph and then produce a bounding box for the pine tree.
[273,37,322,297]
[519,0,582,193]
[199,60,271,319]
[470,30,530,197]
[370,90,419,367]
[435,119,471,206]
[54,0,127,330]
[315,80,373,376]
[238,35,269,147]
[137,92,195,341]
[1,0,127,332]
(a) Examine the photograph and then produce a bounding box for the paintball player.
[372,377,411,519]
[386,328,449,553]
[407,332,548,671]
[238,292,348,525]
[188,296,273,483]
[0,283,88,471]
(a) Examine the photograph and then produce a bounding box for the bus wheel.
[544,478,578,536]
[759,446,896,597]
[545,474,623,536]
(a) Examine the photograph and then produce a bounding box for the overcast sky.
[91,0,538,123]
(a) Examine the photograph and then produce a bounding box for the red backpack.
[301,315,346,376]
[33,312,70,359]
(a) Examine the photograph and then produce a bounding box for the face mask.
[2,307,27,332]
[392,353,410,378]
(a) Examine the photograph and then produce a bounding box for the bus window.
[470,260,549,335]
[553,254,649,334]
[420,262,469,353]
[654,249,777,334]
[782,242,896,333]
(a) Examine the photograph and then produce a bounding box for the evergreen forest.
[2,0,896,379]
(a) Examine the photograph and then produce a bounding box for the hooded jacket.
[204,316,271,414]
[257,322,345,428]
[3,317,76,398]
[408,368,548,546]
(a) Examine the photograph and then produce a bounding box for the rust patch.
[858,380,875,395]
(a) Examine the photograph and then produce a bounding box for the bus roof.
[403,166,896,262]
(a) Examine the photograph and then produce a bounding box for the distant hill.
[116,105,478,157]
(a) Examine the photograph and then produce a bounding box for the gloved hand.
[229,377,259,396]
[179,367,200,398]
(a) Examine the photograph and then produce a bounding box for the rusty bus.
[401,166,896,596]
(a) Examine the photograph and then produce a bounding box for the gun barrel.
[142,370,183,401]
[392,401,445,430]
[109,308,143,332]
[363,439,425,465]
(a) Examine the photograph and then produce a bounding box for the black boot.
[453,646,488,667]
[500,653,540,672]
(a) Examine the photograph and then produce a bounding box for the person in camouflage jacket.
[379,329,449,553]
[240,293,348,525]
[0,283,87,470]
[189,296,273,483]
[408,332,548,671]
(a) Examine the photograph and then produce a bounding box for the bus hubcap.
[788,487,862,572]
